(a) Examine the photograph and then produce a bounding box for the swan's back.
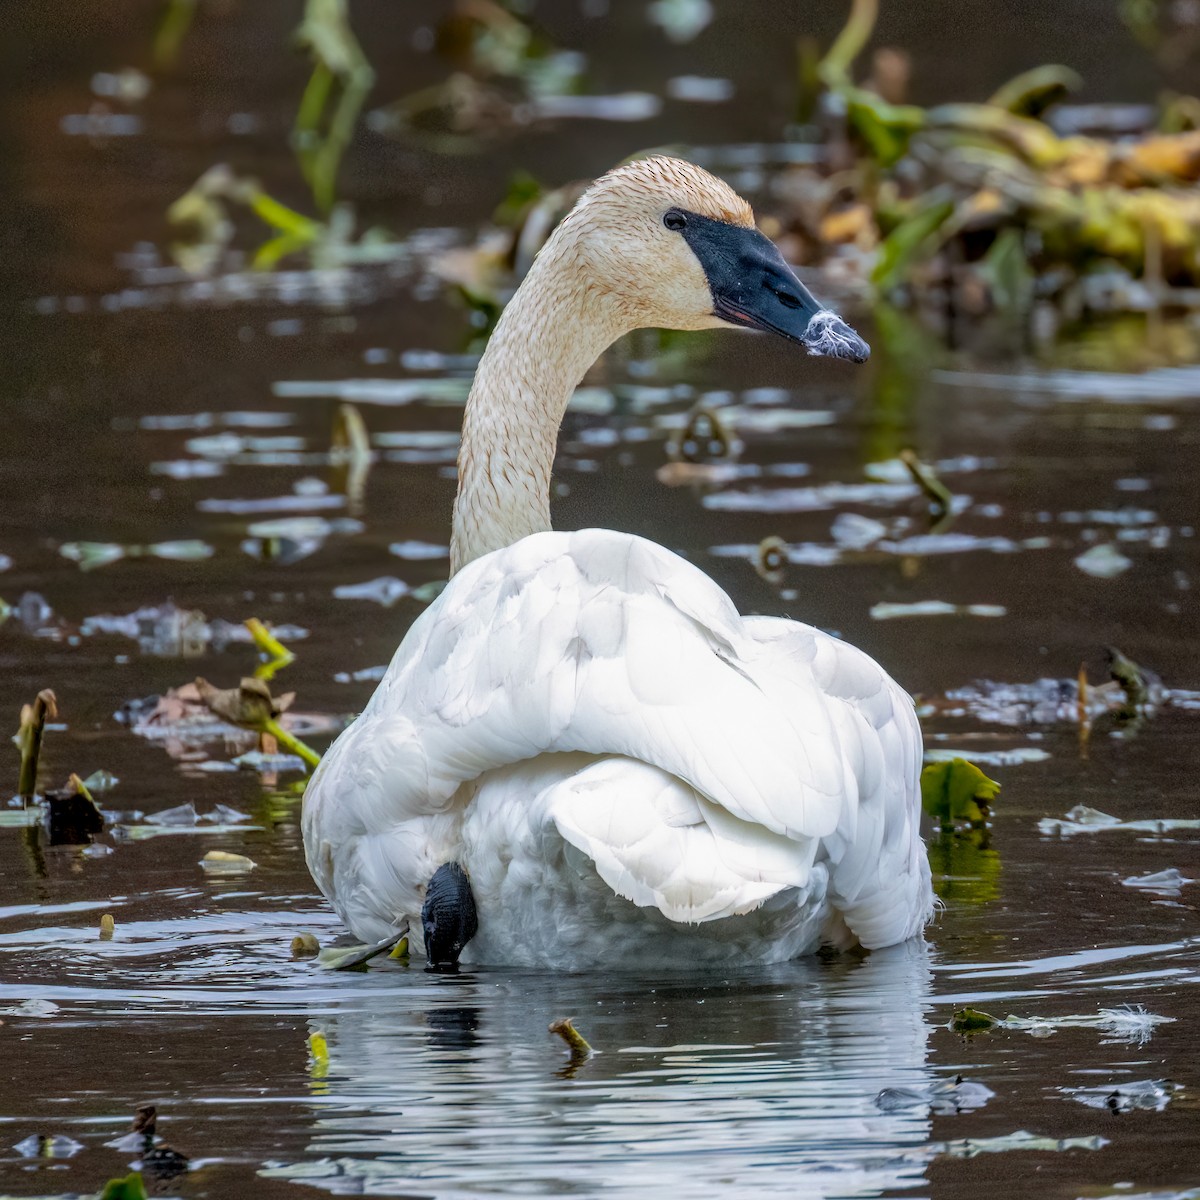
[303,530,930,966]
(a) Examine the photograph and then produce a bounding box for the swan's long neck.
[450,235,626,573]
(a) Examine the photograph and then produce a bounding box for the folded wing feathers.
[306,529,926,942]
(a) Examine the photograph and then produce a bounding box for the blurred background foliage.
[4,0,1200,365]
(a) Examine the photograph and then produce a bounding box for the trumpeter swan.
[303,157,932,969]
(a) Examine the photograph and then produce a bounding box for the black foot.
[422,862,478,971]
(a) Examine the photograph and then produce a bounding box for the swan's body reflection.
[287,941,934,1198]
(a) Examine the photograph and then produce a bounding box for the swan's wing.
[367,529,850,839]
[543,756,816,923]
[304,529,928,947]
[745,617,931,946]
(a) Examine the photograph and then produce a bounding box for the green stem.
[820,0,879,87]
[245,617,297,681]
[263,718,322,770]
[17,690,57,802]
[154,0,199,68]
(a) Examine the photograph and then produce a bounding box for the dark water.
[0,3,1197,1197]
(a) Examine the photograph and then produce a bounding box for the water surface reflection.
[285,943,934,1197]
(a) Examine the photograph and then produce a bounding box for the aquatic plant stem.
[263,718,322,770]
[245,618,296,680]
[820,0,879,86]
[16,689,57,802]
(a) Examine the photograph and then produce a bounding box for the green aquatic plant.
[920,758,1000,830]
[292,0,376,212]
[153,0,198,68]
[950,1007,999,1033]
[14,689,56,802]
[99,1174,149,1200]
[549,1017,593,1077]
[246,617,296,683]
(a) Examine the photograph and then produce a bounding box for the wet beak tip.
[803,311,870,364]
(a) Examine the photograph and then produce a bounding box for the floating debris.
[929,1130,1108,1158]
[704,480,919,513]
[648,0,714,43]
[996,1005,1174,1045]
[199,850,257,875]
[831,512,887,549]
[100,913,116,940]
[44,773,106,845]
[876,1075,994,1114]
[291,933,321,958]
[1075,543,1133,578]
[319,924,411,971]
[119,681,337,760]
[872,601,1007,620]
[1039,805,1200,837]
[1064,1078,1179,1113]
[59,539,213,571]
[0,999,59,1019]
[1121,868,1194,896]
[389,540,449,561]
[13,1132,85,1158]
[333,664,388,684]
[925,746,1050,766]
[232,749,308,774]
[333,576,410,606]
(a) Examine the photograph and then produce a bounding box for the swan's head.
[561,156,869,362]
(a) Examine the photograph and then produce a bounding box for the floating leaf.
[920,758,1001,828]
[951,1007,999,1033]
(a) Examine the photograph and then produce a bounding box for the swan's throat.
[450,247,625,573]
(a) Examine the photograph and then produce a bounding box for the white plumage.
[302,157,932,967]
[305,531,930,967]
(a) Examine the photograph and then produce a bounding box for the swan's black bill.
[678,211,870,363]
[422,862,479,971]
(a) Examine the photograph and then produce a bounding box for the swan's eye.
[663,210,688,232]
